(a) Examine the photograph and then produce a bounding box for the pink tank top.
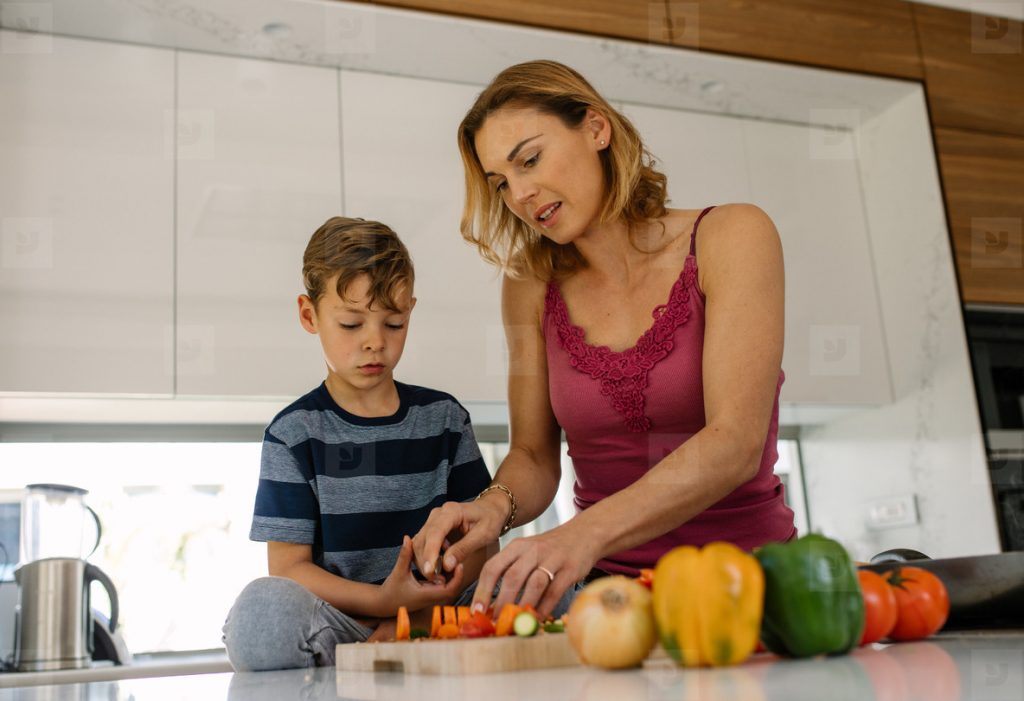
[543,206,796,576]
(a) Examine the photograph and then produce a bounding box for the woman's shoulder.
[695,203,783,294]
[697,203,779,247]
[501,269,551,327]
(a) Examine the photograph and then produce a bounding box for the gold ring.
[535,566,555,583]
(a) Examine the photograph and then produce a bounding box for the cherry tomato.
[459,611,496,638]
[883,567,950,641]
[858,569,899,645]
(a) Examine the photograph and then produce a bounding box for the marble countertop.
[1,631,1021,700]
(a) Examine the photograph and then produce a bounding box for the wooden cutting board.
[336,634,581,675]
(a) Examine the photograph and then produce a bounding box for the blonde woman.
[413,61,796,617]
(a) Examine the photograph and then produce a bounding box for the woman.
[413,60,796,617]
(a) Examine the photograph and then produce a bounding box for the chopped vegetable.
[409,628,430,639]
[637,568,655,589]
[430,605,442,638]
[443,606,457,627]
[543,621,565,633]
[395,606,410,641]
[456,606,471,627]
[513,611,539,637]
[437,623,460,639]
[459,612,497,638]
[494,603,521,637]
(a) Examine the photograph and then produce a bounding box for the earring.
[599,140,606,146]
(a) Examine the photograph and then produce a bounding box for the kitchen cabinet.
[621,104,893,404]
[338,70,504,402]
[0,32,175,394]
[175,52,341,397]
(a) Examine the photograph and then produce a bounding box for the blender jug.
[19,484,102,564]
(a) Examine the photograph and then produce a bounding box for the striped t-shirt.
[249,381,492,585]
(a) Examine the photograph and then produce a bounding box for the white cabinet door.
[744,120,893,404]
[175,53,341,397]
[0,32,174,394]
[621,103,753,208]
[339,70,505,402]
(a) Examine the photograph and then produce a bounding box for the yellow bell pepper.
[652,541,764,667]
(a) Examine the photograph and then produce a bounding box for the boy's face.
[298,273,415,399]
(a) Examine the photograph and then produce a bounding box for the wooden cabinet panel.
[913,3,1024,137]
[368,0,923,79]
[935,127,1024,305]
[664,0,922,79]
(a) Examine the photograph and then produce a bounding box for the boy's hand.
[377,535,465,616]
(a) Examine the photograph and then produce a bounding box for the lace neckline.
[546,256,699,432]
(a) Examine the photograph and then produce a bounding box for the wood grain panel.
[363,0,923,79]
[914,3,1024,137]
[363,0,669,44]
[663,0,922,79]
[935,127,1024,305]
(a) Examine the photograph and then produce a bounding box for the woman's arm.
[411,273,563,576]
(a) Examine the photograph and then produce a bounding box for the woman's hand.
[411,496,507,584]
[471,524,599,619]
[377,536,465,617]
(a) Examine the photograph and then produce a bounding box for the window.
[0,435,807,653]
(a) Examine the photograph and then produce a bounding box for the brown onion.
[567,575,657,669]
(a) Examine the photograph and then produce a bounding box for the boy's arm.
[269,541,386,618]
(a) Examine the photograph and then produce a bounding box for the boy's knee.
[223,576,317,672]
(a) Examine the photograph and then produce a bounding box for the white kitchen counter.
[0,632,1020,700]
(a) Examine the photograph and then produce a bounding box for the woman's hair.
[458,60,668,280]
[302,217,414,312]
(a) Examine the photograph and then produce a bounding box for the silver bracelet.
[476,483,517,536]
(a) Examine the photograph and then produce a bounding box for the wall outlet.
[866,494,919,530]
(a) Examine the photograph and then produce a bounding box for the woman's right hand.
[412,495,507,585]
[377,535,465,616]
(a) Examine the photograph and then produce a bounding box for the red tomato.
[883,567,950,641]
[858,569,899,645]
[459,612,496,638]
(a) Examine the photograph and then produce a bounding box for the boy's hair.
[302,217,415,313]
[458,60,668,281]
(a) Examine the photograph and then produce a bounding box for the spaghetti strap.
[688,206,716,256]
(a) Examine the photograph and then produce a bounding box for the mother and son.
[221,60,797,671]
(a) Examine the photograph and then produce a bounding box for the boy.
[222,217,495,671]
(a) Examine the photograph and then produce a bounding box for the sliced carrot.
[443,605,457,627]
[437,623,460,639]
[430,605,442,638]
[395,606,410,641]
[494,603,521,637]
[456,606,471,627]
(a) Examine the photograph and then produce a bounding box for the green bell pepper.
[754,533,864,658]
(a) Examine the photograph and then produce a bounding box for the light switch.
[866,494,919,530]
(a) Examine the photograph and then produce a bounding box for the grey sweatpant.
[222,576,578,672]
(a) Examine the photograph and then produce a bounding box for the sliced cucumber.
[513,611,539,637]
[542,621,565,633]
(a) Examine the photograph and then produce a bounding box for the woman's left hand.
[471,523,598,619]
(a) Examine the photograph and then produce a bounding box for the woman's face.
[474,106,609,245]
